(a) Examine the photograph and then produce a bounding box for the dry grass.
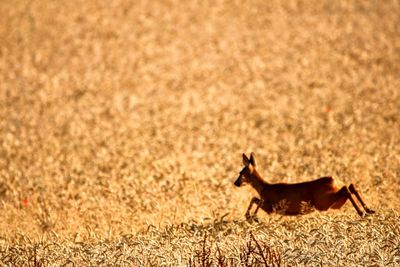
[1,0,399,265]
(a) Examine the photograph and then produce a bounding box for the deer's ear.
[250,152,257,168]
[242,153,250,167]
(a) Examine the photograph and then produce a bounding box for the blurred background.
[0,0,399,238]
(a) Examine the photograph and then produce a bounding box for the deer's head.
[234,152,257,187]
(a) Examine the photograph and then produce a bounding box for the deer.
[234,152,375,220]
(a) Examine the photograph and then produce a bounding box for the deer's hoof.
[366,208,375,214]
[246,214,260,223]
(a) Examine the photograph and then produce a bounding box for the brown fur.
[234,153,375,219]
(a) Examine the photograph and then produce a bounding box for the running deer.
[234,153,375,220]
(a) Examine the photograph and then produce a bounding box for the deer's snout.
[234,177,242,187]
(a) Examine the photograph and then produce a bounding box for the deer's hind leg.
[328,186,364,217]
[349,184,375,214]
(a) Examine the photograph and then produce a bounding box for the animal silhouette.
[234,153,375,219]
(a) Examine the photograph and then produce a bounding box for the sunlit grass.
[0,0,399,265]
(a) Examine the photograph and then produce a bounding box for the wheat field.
[1,0,399,266]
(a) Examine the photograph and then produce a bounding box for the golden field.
[0,0,399,265]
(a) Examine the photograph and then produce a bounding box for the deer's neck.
[250,170,268,195]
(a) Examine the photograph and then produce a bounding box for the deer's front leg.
[245,197,262,221]
[253,198,264,215]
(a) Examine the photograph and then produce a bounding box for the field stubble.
[0,0,399,265]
